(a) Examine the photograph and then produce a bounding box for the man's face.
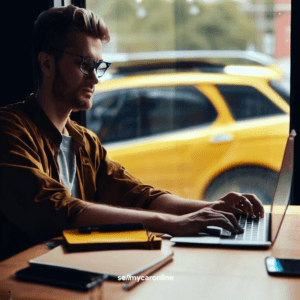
[52,31,102,112]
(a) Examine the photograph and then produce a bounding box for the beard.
[52,67,93,111]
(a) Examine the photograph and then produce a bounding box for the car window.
[217,85,285,121]
[137,86,217,137]
[269,81,290,104]
[87,86,217,144]
[87,90,138,143]
[173,87,218,130]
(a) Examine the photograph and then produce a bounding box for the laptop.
[171,130,296,248]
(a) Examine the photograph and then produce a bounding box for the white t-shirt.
[57,134,80,198]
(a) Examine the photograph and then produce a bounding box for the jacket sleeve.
[0,109,88,242]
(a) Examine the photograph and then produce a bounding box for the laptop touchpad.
[171,236,221,244]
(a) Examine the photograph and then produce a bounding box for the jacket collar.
[24,94,85,151]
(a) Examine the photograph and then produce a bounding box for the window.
[86,86,217,144]
[84,0,293,205]
[87,90,138,143]
[269,81,290,104]
[217,85,285,121]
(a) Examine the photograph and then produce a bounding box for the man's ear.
[38,52,55,77]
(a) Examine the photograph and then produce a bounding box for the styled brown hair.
[32,5,110,90]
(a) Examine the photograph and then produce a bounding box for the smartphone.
[16,265,106,291]
[265,257,300,277]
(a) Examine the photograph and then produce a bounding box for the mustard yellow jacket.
[0,94,166,260]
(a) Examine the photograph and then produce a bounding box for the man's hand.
[166,207,243,237]
[138,192,264,237]
[207,192,265,218]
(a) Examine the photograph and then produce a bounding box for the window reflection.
[85,0,291,204]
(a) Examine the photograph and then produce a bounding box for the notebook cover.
[62,229,162,251]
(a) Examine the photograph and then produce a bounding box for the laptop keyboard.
[221,214,267,242]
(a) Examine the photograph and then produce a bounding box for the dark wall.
[1,1,53,107]
[0,1,85,124]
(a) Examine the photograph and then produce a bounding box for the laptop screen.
[270,130,295,245]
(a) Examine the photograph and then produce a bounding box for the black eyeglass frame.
[50,49,111,78]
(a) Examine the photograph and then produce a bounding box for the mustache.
[81,86,94,92]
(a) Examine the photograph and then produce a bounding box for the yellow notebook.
[63,223,162,251]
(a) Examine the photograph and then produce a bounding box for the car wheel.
[203,166,278,205]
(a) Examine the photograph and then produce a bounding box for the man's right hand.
[165,207,243,237]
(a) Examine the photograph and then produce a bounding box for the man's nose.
[87,69,99,85]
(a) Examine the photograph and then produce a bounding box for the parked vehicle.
[86,52,290,204]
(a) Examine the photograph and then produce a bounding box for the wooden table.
[1,206,300,300]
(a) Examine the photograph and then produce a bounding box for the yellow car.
[86,59,290,204]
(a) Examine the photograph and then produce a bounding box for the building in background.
[274,0,291,91]
[275,0,291,60]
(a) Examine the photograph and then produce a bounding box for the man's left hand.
[207,192,265,218]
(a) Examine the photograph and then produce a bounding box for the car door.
[102,85,222,197]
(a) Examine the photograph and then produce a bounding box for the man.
[0,5,264,260]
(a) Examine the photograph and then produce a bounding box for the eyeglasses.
[51,49,111,78]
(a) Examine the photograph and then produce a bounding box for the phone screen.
[265,257,300,276]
